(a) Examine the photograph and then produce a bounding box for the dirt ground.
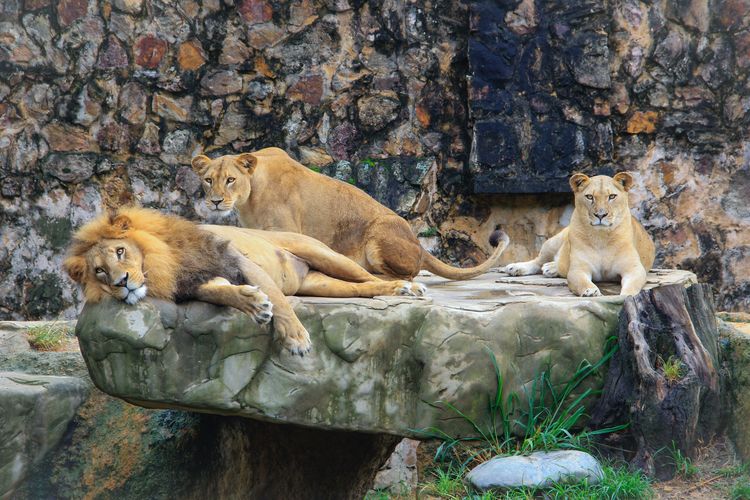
[652,437,747,499]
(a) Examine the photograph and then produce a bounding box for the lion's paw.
[275,316,312,356]
[397,282,427,297]
[238,285,274,325]
[580,286,602,297]
[541,262,559,278]
[504,262,539,276]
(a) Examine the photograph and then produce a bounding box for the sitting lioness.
[64,208,427,355]
[504,172,655,297]
[191,148,509,280]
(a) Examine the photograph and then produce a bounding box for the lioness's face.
[191,154,257,216]
[570,172,634,228]
[85,239,147,304]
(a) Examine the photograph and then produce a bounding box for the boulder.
[0,372,88,498]
[76,269,696,437]
[466,450,604,491]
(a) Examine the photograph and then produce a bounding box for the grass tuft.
[660,355,685,384]
[26,322,72,351]
[733,481,750,500]
[670,443,698,478]
[418,227,439,238]
[417,339,625,467]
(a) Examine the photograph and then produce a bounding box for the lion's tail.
[421,228,509,280]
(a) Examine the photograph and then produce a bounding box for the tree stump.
[590,284,724,479]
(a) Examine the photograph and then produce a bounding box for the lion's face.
[69,238,148,304]
[570,172,634,228]
[191,153,257,216]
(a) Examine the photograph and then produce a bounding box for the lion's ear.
[613,171,634,192]
[569,173,590,192]
[64,255,87,283]
[191,155,211,175]
[236,153,258,175]
[111,214,131,231]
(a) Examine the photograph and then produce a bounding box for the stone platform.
[76,269,696,438]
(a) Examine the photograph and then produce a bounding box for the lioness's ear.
[613,171,634,192]
[191,155,211,175]
[569,173,590,192]
[236,153,258,175]
[64,255,87,283]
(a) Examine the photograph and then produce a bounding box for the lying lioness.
[505,172,655,296]
[64,208,426,355]
[191,148,509,280]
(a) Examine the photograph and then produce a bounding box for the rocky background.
[0,0,748,319]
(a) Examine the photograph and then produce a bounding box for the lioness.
[191,148,509,280]
[504,172,655,297]
[64,208,427,355]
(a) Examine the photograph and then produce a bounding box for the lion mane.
[64,207,245,303]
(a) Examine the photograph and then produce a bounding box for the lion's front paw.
[238,285,274,325]
[274,316,312,356]
[580,286,602,297]
[504,262,539,276]
[541,261,559,278]
[397,282,428,297]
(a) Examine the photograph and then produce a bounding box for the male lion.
[64,208,427,355]
[504,172,655,297]
[191,148,509,280]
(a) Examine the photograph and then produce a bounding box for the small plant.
[307,166,322,173]
[716,463,749,478]
[418,467,469,499]
[361,158,376,169]
[660,355,685,383]
[347,177,356,185]
[670,443,698,478]
[418,227,439,238]
[26,322,72,351]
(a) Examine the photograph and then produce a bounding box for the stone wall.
[0,0,748,319]
[443,0,750,312]
[0,0,470,319]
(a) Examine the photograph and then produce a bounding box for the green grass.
[660,355,685,383]
[670,443,698,478]
[716,464,749,478]
[412,342,654,499]
[417,340,625,467]
[418,463,652,499]
[733,481,750,500]
[26,322,72,351]
[361,158,376,169]
[418,227,439,238]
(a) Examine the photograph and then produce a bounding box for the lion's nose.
[114,273,128,287]
[596,212,608,221]
[211,199,224,208]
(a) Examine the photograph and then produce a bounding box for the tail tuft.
[489,224,509,248]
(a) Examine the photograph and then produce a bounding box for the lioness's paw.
[275,317,312,356]
[504,262,539,276]
[397,282,428,297]
[541,262,559,278]
[580,287,602,297]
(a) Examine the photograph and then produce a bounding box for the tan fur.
[191,148,509,280]
[505,173,656,297]
[65,208,427,354]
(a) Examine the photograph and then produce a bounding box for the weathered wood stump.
[590,284,723,479]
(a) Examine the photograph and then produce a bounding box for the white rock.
[466,450,604,491]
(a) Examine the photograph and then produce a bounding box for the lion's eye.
[608,194,617,200]
[226,177,235,184]
[116,247,124,257]
[95,267,105,274]
[585,194,594,201]
[205,178,212,185]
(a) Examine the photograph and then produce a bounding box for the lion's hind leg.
[196,278,274,325]
[297,272,427,298]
